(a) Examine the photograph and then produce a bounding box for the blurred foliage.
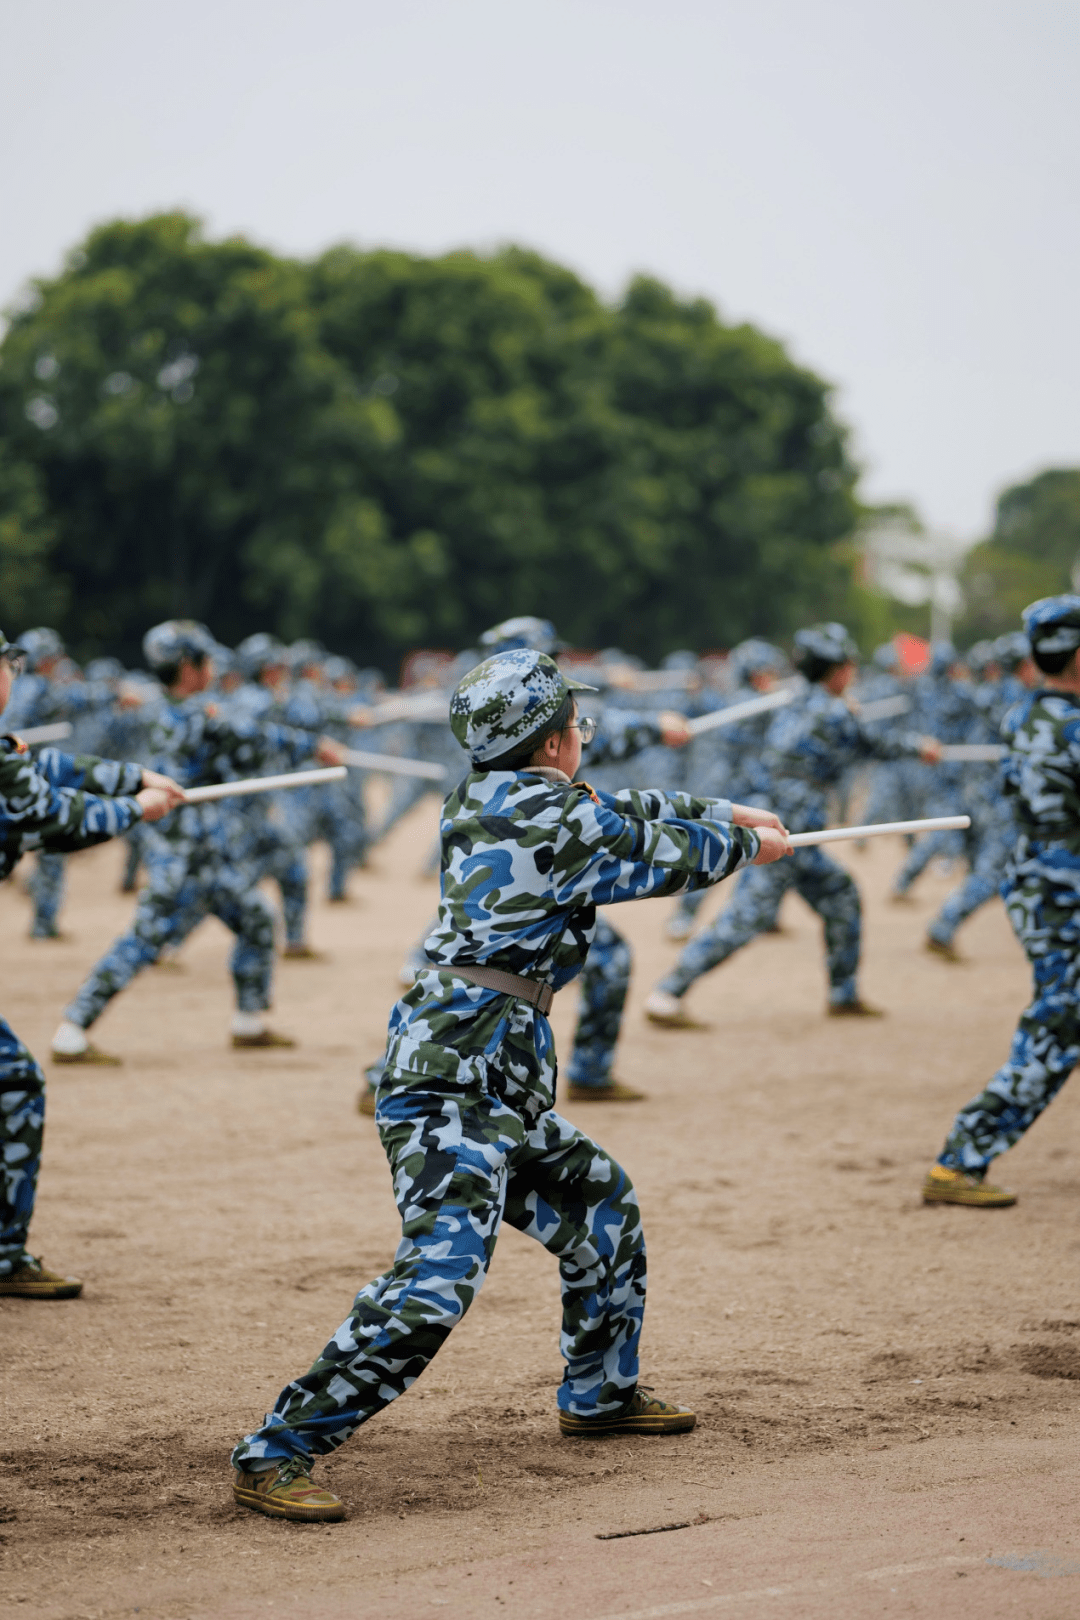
[0,213,861,667]
[957,468,1080,642]
[0,444,67,630]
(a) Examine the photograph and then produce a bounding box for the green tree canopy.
[0,212,859,668]
[959,468,1080,641]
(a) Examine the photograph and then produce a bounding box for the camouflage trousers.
[231,1083,646,1466]
[0,1018,45,1275]
[940,871,1080,1172]
[566,915,632,1087]
[927,804,1014,948]
[243,817,308,946]
[120,823,146,892]
[28,852,66,937]
[64,846,276,1029]
[892,779,967,895]
[659,847,860,1005]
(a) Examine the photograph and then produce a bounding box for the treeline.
[0,213,870,670]
[958,468,1080,643]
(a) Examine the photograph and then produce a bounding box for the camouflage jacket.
[1001,689,1080,876]
[382,767,758,1115]
[0,741,143,881]
[763,683,917,832]
[144,695,318,853]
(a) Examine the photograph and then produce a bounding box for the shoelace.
[275,1456,312,1487]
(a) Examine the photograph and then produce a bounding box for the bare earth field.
[3,803,1080,1620]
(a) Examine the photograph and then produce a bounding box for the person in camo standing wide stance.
[230,647,791,1521]
[924,596,1080,1208]
[0,628,185,1299]
[644,623,942,1027]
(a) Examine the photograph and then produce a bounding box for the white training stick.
[687,686,796,737]
[937,743,1007,762]
[343,747,447,781]
[787,814,971,848]
[184,766,348,803]
[18,721,74,744]
[858,694,912,722]
[366,693,450,726]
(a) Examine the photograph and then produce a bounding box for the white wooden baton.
[858,694,912,722]
[18,721,74,744]
[787,814,971,848]
[938,743,1007,762]
[184,766,348,803]
[343,748,447,781]
[686,685,796,737]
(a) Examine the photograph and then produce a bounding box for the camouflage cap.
[479,616,562,656]
[995,630,1032,671]
[1022,595,1080,657]
[928,640,959,676]
[236,632,288,680]
[792,622,859,669]
[142,619,216,672]
[18,626,64,670]
[0,629,27,661]
[450,649,595,766]
[730,638,789,681]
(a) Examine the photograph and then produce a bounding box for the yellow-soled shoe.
[233,1458,345,1522]
[51,1043,122,1066]
[565,1080,646,1102]
[926,937,961,963]
[828,999,885,1018]
[231,1030,297,1049]
[282,944,325,961]
[922,1164,1016,1207]
[0,1256,83,1299]
[357,1087,377,1117]
[559,1387,696,1437]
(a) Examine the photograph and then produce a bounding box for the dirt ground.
[3,802,1080,1620]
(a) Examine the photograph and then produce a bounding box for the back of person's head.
[792,623,859,685]
[1022,596,1080,675]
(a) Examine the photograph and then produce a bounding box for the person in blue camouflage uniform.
[888,642,977,902]
[230,646,790,1522]
[923,636,1036,962]
[0,628,185,1298]
[228,634,317,957]
[856,642,922,837]
[668,639,790,941]
[49,622,345,1064]
[645,624,940,1026]
[362,619,695,1110]
[5,628,120,938]
[924,597,1080,1207]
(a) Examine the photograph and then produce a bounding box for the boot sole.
[50,1052,122,1066]
[0,1282,82,1298]
[922,1190,1016,1208]
[232,1484,345,1521]
[560,1413,696,1436]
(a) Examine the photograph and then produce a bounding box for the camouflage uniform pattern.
[939,687,1080,1169]
[232,764,756,1464]
[6,669,116,936]
[660,682,916,1005]
[0,742,144,1272]
[926,675,1022,949]
[63,698,318,1030]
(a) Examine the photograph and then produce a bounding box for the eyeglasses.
[0,649,25,674]
[570,716,596,746]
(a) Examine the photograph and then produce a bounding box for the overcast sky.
[4,0,1077,537]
